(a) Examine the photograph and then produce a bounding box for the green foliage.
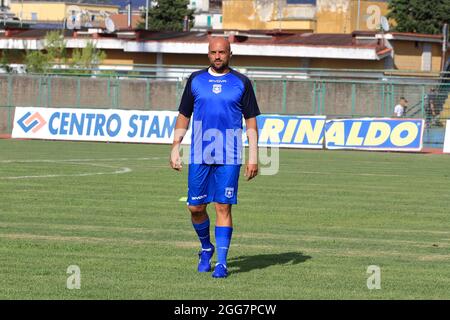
[24,50,51,73]
[138,0,195,31]
[70,41,107,73]
[45,30,67,65]
[23,31,106,74]
[0,55,11,73]
[387,0,450,34]
[0,50,24,73]
[24,31,67,73]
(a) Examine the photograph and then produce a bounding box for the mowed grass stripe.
[1,139,450,299]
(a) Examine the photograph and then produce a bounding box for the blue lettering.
[107,114,121,137]
[94,114,106,136]
[147,116,161,138]
[49,112,60,135]
[60,112,70,135]
[69,113,85,135]
[128,115,138,137]
[139,115,149,138]
[85,114,96,136]
[161,116,177,138]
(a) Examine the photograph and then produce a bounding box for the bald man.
[170,37,260,278]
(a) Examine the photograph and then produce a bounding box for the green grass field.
[0,139,449,299]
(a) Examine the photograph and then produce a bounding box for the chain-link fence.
[1,73,449,135]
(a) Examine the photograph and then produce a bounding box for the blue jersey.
[178,68,260,165]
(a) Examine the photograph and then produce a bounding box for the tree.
[24,51,51,73]
[45,30,67,65]
[70,41,107,73]
[0,50,23,73]
[22,31,106,74]
[387,0,450,35]
[24,30,66,73]
[138,0,195,31]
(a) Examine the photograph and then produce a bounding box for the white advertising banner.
[12,107,191,144]
[444,120,450,153]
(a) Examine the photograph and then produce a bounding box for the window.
[31,12,38,20]
[287,0,316,4]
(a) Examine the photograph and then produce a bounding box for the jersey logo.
[225,187,234,199]
[212,84,222,94]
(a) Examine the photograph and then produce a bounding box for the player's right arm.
[170,113,190,171]
[170,74,195,171]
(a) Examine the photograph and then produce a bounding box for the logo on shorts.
[212,84,222,94]
[225,187,234,199]
[191,194,207,201]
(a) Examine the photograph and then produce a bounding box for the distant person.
[394,97,408,117]
[425,88,442,127]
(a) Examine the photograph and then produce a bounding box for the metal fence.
[1,73,449,135]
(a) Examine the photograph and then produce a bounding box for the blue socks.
[193,221,233,267]
[192,219,213,250]
[215,226,233,266]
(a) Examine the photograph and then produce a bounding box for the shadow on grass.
[227,252,311,274]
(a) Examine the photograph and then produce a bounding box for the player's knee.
[188,205,207,217]
[215,204,231,217]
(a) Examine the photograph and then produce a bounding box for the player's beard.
[210,60,229,73]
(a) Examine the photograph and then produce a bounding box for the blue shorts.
[187,164,241,206]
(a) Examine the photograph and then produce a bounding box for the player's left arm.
[245,117,258,181]
[241,76,260,181]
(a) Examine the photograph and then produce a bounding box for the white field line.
[285,170,405,177]
[0,157,161,163]
[2,157,441,179]
[0,159,133,180]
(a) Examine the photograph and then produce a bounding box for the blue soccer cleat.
[212,263,228,278]
[197,246,215,272]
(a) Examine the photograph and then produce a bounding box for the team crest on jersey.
[225,187,234,199]
[212,84,222,94]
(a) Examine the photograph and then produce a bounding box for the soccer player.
[169,37,260,278]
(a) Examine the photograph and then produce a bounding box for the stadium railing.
[1,69,449,139]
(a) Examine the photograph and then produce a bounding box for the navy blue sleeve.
[178,74,195,118]
[241,77,261,119]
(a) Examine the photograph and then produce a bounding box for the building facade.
[0,28,446,74]
[222,0,389,33]
[9,1,119,23]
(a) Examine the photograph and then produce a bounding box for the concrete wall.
[316,0,389,33]
[101,50,157,65]
[222,0,315,31]
[10,2,66,21]
[222,0,389,33]
[392,41,443,72]
[189,0,209,13]
[9,2,119,21]
[309,58,385,69]
[222,0,273,30]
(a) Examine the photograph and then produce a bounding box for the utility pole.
[278,0,282,31]
[442,23,448,72]
[145,0,149,30]
[356,0,361,30]
[127,0,131,28]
